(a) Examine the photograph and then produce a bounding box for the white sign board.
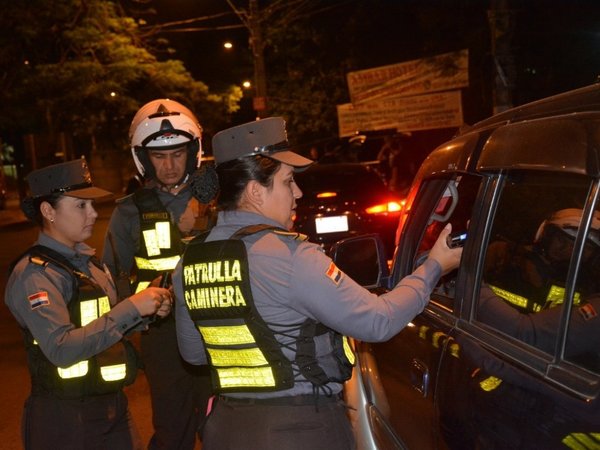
[346,50,469,104]
[337,90,463,138]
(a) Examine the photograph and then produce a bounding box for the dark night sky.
[136,0,600,124]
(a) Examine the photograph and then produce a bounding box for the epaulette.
[116,193,134,204]
[26,245,92,281]
[272,229,309,241]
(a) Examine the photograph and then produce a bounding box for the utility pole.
[488,0,515,114]
[248,0,268,118]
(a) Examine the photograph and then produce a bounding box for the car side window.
[565,196,600,374]
[478,171,599,368]
[415,174,482,309]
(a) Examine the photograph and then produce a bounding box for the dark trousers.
[201,396,356,450]
[22,390,142,450]
[141,313,213,450]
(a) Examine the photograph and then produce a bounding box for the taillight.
[316,191,337,199]
[365,199,405,215]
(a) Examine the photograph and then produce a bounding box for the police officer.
[173,117,462,450]
[480,208,600,353]
[486,208,600,312]
[5,158,172,450]
[102,99,212,450]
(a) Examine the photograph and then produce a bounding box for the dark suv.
[333,84,600,449]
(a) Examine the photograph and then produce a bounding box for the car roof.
[419,83,600,179]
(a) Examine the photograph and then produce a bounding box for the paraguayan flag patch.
[28,291,50,310]
[578,303,597,321]
[325,262,342,285]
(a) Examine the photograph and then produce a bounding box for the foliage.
[0,0,240,157]
[257,3,345,146]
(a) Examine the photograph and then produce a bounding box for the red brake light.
[366,200,405,215]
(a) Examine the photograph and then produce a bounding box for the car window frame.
[457,170,600,400]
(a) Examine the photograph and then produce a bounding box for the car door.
[357,173,485,450]
[435,169,600,449]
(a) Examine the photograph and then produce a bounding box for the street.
[0,200,185,449]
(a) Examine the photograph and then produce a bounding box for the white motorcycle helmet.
[535,208,600,249]
[129,99,203,184]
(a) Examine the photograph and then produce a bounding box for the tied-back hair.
[21,193,63,227]
[216,155,280,210]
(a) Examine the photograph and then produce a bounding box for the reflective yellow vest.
[133,189,183,292]
[24,246,137,398]
[181,225,355,393]
[489,284,581,312]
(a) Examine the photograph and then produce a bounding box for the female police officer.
[5,158,172,450]
[173,118,462,450]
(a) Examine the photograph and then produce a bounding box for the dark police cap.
[212,117,313,169]
[26,158,112,199]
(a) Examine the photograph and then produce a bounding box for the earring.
[50,218,54,223]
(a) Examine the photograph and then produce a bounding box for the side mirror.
[330,234,390,289]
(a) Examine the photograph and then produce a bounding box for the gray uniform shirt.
[174,210,442,398]
[5,232,145,368]
[479,284,600,355]
[102,186,192,276]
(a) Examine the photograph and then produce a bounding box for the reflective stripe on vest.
[143,221,172,256]
[198,324,277,388]
[546,285,581,308]
[135,281,151,294]
[562,432,600,450]
[57,297,126,381]
[134,255,181,272]
[489,285,533,310]
[490,284,581,312]
[479,375,502,392]
[216,367,276,389]
[343,336,356,365]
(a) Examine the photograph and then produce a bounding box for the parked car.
[333,83,600,449]
[293,162,404,257]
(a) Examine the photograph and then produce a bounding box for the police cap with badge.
[22,157,112,220]
[212,117,313,169]
[190,117,313,203]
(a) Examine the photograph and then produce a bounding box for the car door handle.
[409,358,429,398]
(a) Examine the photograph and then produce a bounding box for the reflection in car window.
[416,174,482,309]
[478,171,600,369]
[565,197,600,374]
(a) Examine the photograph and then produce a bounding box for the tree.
[0,0,240,173]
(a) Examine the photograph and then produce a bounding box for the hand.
[128,287,173,317]
[148,274,163,287]
[428,223,463,275]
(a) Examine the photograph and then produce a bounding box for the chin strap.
[157,172,190,193]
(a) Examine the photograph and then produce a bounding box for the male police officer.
[486,208,600,312]
[103,99,212,450]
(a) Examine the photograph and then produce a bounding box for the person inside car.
[483,208,600,313]
[479,208,600,356]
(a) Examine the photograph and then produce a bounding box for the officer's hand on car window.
[428,223,463,275]
[128,287,173,317]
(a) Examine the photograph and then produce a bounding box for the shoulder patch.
[578,303,597,321]
[28,291,50,310]
[325,262,343,285]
